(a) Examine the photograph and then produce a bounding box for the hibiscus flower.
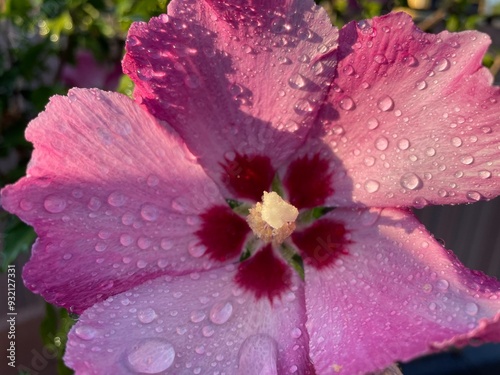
[2,0,500,374]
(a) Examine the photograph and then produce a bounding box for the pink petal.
[64,266,314,374]
[123,0,339,197]
[320,12,500,207]
[0,88,227,313]
[304,207,500,374]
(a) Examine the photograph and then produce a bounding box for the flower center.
[246,191,299,245]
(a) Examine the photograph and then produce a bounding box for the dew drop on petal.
[416,81,427,90]
[377,96,394,111]
[19,199,34,211]
[400,173,423,190]
[375,137,389,151]
[290,327,302,339]
[74,326,97,341]
[367,118,379,130]
[137,308,157,324]
[460,155,474,165]
[397,138,410,150]
[288,73,306,89]
[146,175,159,187]
[425,147,436,157]
[141,204,160,222]
[108,191,127,207]
[294,99,314,114]
[209,301,233,325]
[466,191,482,202]
[44,195,67,213]
[436,279,449,291]
[465,302,479,316]
[479,170,492,179]
[190,310,206,323]
[202,325,215,337]
[364,180,380,193]
[120,234,134,247]
[436,57,450,72]
[364,156,375,167]
[127,339,175,373]
[451,137,462,147]
[339,96,355,111]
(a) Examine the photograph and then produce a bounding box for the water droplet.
[108,191,127,207]
[479,170,491,179]
[88,197,101,211]
[209,301,233,325]
[374,54,388,64]
[339,96,355,111]
[95,243,107,252]
[460,155,474,165]
[375,136,389,151]
[343,65,355,76]
[416,81,427,90]
[451,137,462,147]
[171,198,188,213]
[188,241,206,258]
[290,327,302,339]
[288,74,306,89]
[436,279,449,291]
[377,96,394,111]
[465,302,479,316]
[202,325,215,337]
[400,173,423,190]
[397,138,410,150]
[141,204,160,222]
[367,118,379,130]
[435,58,450,72]
[127,339,175,373]
[75,325,97,341]
[364,156,375,167]
[160,238,173,250]
[137,308,157,324]
[44,195,67,213]
[19,199,33,211]
[425,147,436,157]
[294,99,314,114]
[364,180,380,193]
[147,175,159,187]
[120,234,134,246]
[481,126,492,134]
[413,197,428,208]
[136,260,147,269]
[137,237,152,250]
[190,310,206,323]
[311,61,325,75]
[466,191,482,202]
[404,55,418,67]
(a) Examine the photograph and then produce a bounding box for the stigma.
[246,191,299,245]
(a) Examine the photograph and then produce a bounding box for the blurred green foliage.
[0,1,499,374]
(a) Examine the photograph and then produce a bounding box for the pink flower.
[2,0,500,374]
[61,50,122,90]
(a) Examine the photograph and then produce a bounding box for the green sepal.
[280,243,305,280]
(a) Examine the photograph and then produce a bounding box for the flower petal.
[123,0,339,196]
[320,12,500,207]
[304,207,500,374]
[0,88,227,313]
[64,266,314,374]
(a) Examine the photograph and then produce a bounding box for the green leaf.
[1,214,36,272]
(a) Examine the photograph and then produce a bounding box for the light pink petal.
[319,12,500,207]
[64,266,314,374]
[304,207,500,374]
[0,88,227,313]
[123,0,338,195]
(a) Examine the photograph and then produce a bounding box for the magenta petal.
[284,153,334,209]
[235,245,293,302]
[64,267,314,374]
[320,12,500,207]
[304,207,500,374]
[0,88,228,313]
[123,0,339,194]
[197,205,250,262]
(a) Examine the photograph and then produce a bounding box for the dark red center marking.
[196,205,250,262]
[234,245,292,301]
[220,153,274,202]
[292,219,349,269]
[283,154,333,209]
